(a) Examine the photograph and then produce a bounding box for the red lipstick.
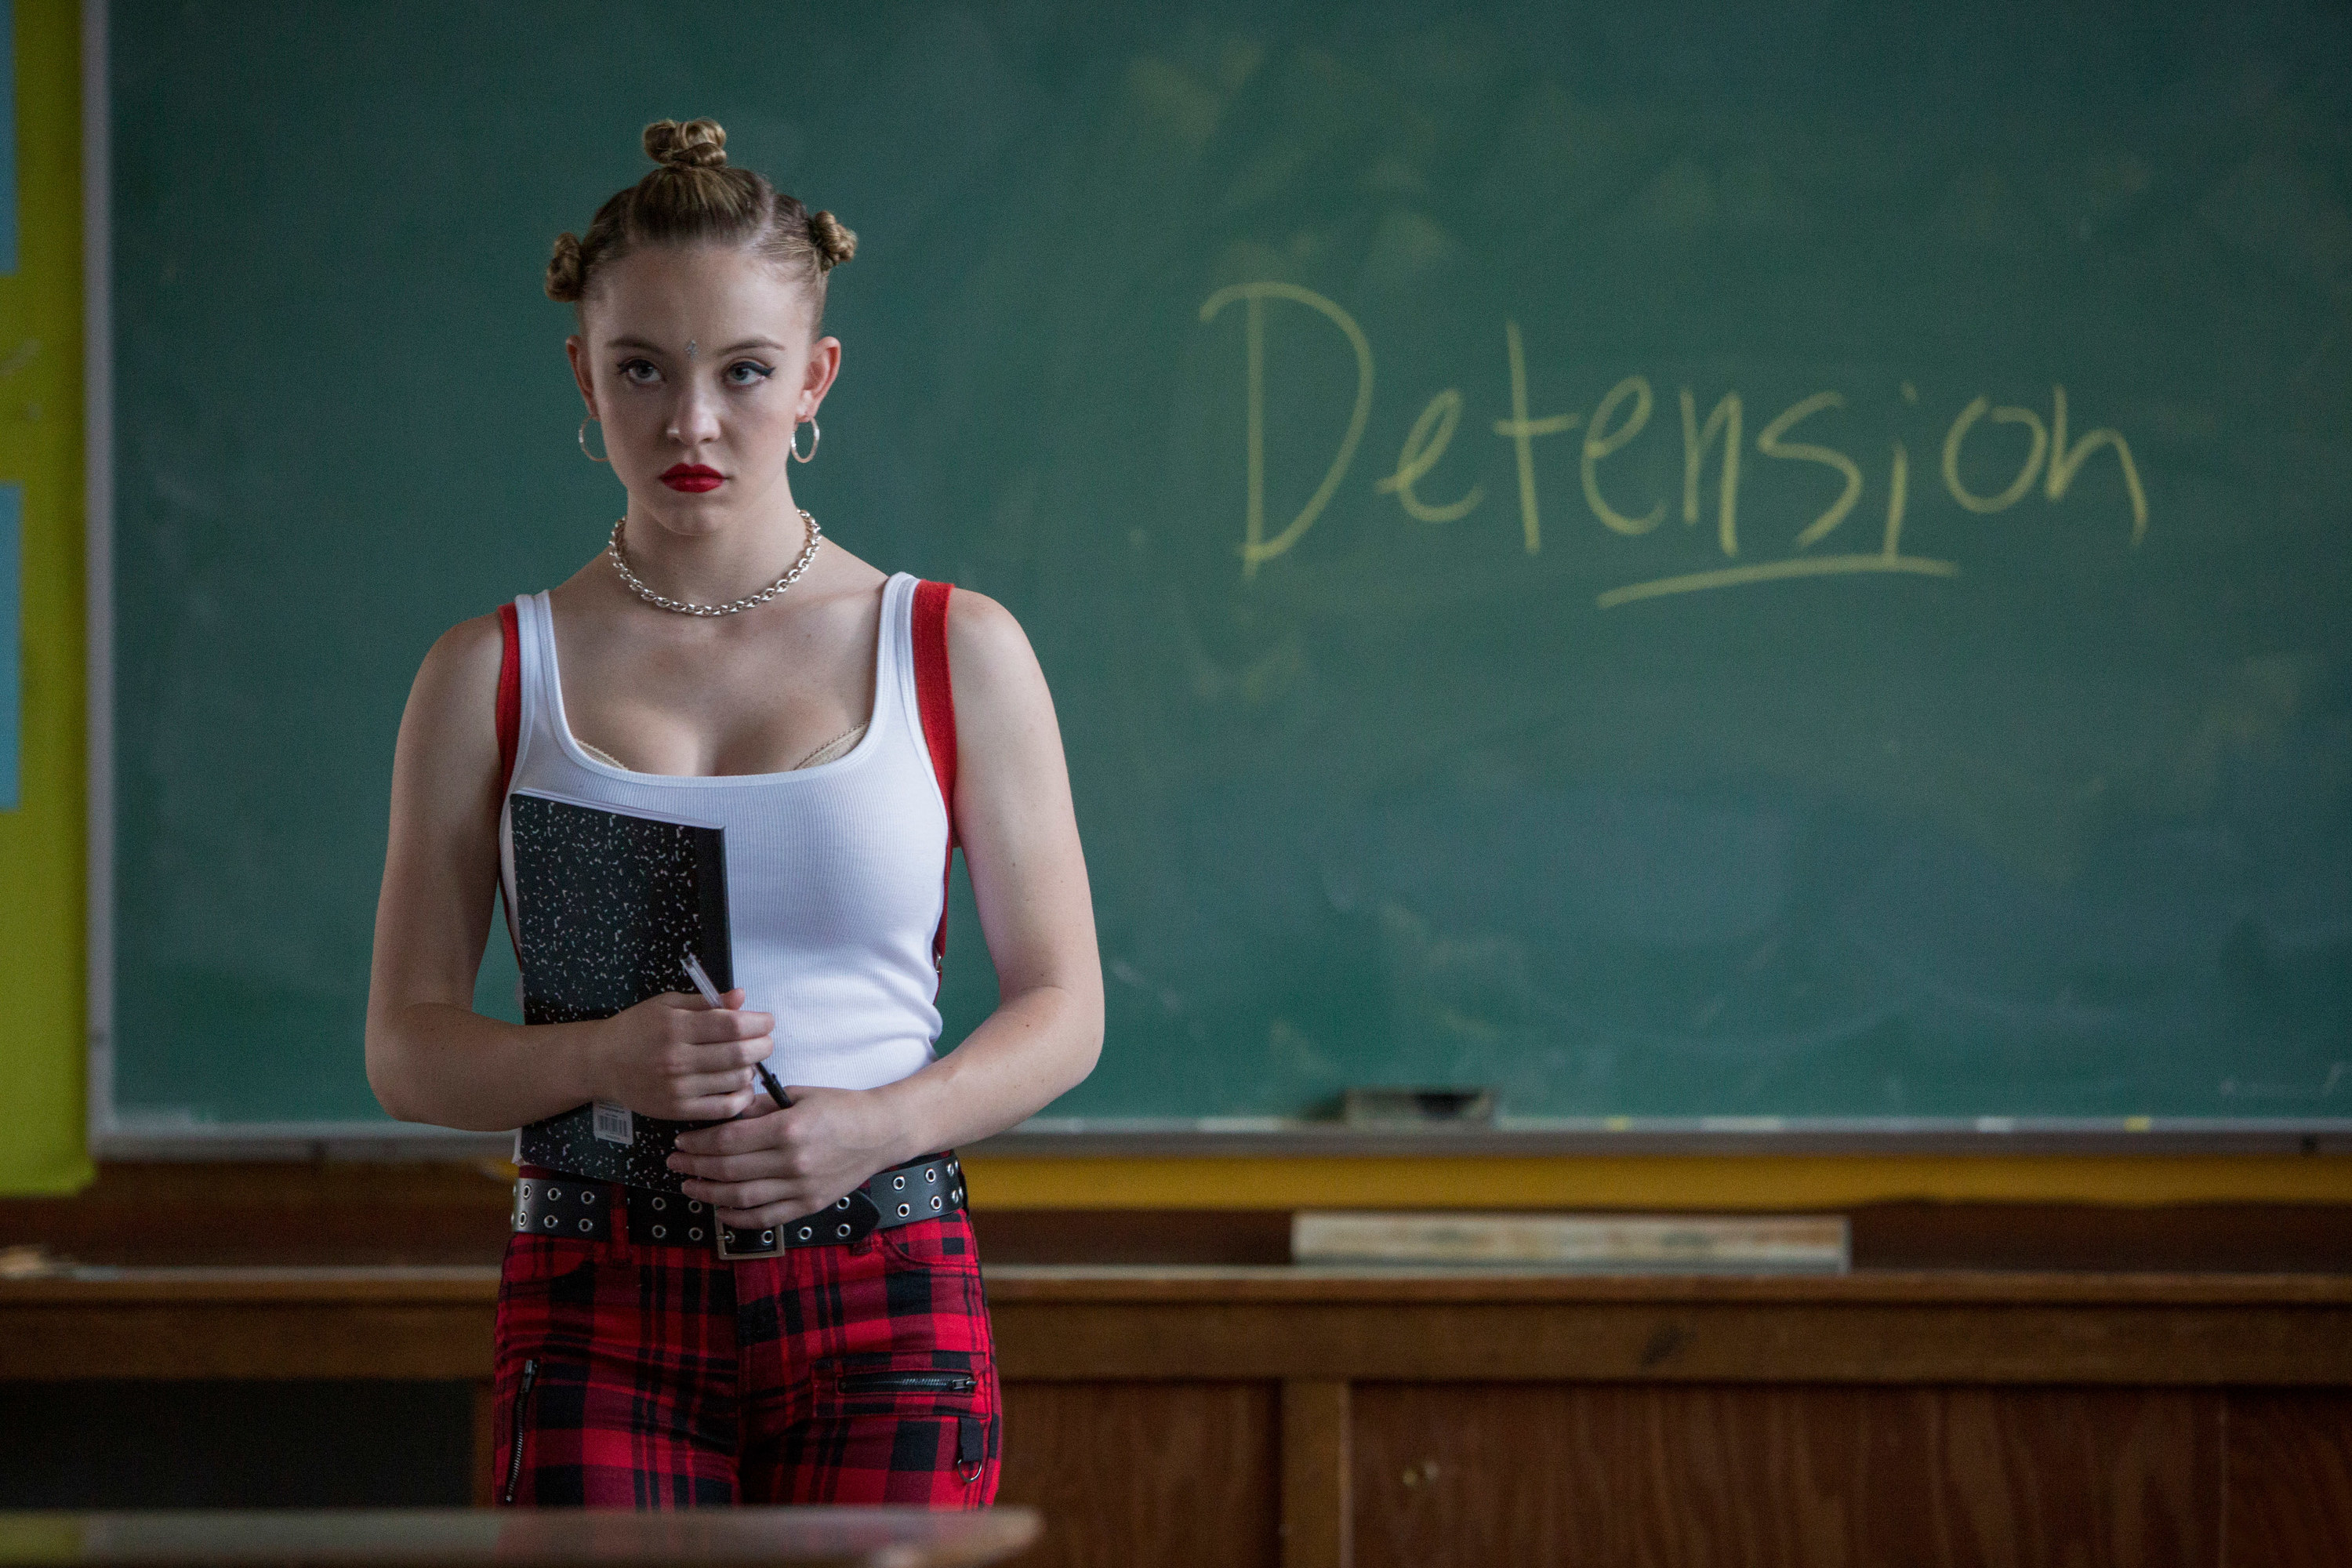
[660,464,724,493]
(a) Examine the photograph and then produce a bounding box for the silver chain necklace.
[606,511,822,617]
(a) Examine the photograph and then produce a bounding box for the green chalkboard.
[104,0,2352,1137]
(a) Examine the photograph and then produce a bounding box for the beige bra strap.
[792,725,866,770]
[573,725,867,775]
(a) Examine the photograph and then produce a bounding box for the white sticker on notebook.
[592,1100,634,1145]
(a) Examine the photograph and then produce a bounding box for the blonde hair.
[546,118,855,320]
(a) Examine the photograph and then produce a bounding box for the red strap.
[912,580,958,833]
[495,602,521,799]
[910,580,958,975]
[491,602,526,967]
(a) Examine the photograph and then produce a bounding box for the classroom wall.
[0,0,87,1196]
[18,2,2347,1208]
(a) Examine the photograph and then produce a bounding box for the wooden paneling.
[994,1382,1276,1568]
[470,1384,497,1509]
[976,1203,2352,1273]
[1351,1385,2223,1568]
[5,1263,2351,1564]
[1846,1203,2352,1275]
[0,1294,498,1380]
[1280,1382,1351,1568]
[3,1271,2350,1388]
[990,1293,2352,1388]
[9,1170,2350,1274]
[2225,1392,2352,1565]
[0,1165,515,1268]
[975,1210,1294,1266]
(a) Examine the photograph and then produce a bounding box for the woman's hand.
[666,1084,909,1227]
[587,989,772,1122]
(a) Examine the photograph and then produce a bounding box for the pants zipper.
[501,1358,539,1505]
[837,1370,978,1396]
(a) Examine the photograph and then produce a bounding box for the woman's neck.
[617,488,814,606]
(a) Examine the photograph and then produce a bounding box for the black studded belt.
[511,1153,966,1260]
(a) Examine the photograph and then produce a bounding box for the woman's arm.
[880,586,1106,1142]
[365,617,772,1131]
[669,590,1104,1221]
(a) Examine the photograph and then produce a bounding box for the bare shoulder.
[942,587,1047,706]
[940,588,1072,802]
[417,612,504,698]
[401,612,506,753]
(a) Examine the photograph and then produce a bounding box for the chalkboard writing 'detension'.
[1198,279,2146,601]
[96,0,2351,1142]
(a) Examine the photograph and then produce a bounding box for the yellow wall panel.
[961,1152,2352,1210]
[0,0,87,1194]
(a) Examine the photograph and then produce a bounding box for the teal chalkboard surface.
[102,0,2352,1138]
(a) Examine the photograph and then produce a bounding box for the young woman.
[365,118,1102,1507]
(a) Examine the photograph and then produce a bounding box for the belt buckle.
[715,1222,781,1261]
[712,1183,899,1258]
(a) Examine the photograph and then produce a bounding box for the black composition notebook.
[507,790,733,1193]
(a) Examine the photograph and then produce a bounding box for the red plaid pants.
[491,1176,1000,1508]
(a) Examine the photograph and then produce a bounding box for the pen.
[682,951,792,1110]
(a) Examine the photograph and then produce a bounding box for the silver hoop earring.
[790,418,819,463]
[579,416,611,464]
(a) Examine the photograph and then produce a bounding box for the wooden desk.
[0,1508,1040,1568]
[4,1266,2348,1566]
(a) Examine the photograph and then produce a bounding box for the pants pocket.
[836,1368,978,1398]
[499,1356,543,1506]
[810,1350,998,1504]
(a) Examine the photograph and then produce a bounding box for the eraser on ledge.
[1341,1087,1497,1127]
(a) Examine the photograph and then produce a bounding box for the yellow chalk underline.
[1597,552,1959,610]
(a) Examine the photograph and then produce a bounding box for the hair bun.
[643,118,728,171]
[545,231,586,302]
[808,210,858,270]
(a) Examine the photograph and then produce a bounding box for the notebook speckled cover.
[507,790,732,1192]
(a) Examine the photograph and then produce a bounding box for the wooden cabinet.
[5,1178,2348,1563]
[4,1268,2347,1566]
[982,1271,2352,1568]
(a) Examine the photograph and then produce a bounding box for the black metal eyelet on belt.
[836,1223,851,1238]
[835,1196,852,1210]
[652,1225,667,1240]
[930,1196,942,1210]
[651,1196,666,1211]
[926,1169,938,1183]
[689,1227,704,1241]
[577,1218,593,1233]
[797,1226,813,1241]
[547,1185,563,1200]
[542,1216,558,1229]
[582,1189,596,1204]
[892,1174,906,1189]
[898,1203,911,1218]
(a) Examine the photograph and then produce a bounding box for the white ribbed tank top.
[499,572,949,1091]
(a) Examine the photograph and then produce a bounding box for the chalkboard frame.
[78,0,2352,1160]
[78,1120,2352,1162]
